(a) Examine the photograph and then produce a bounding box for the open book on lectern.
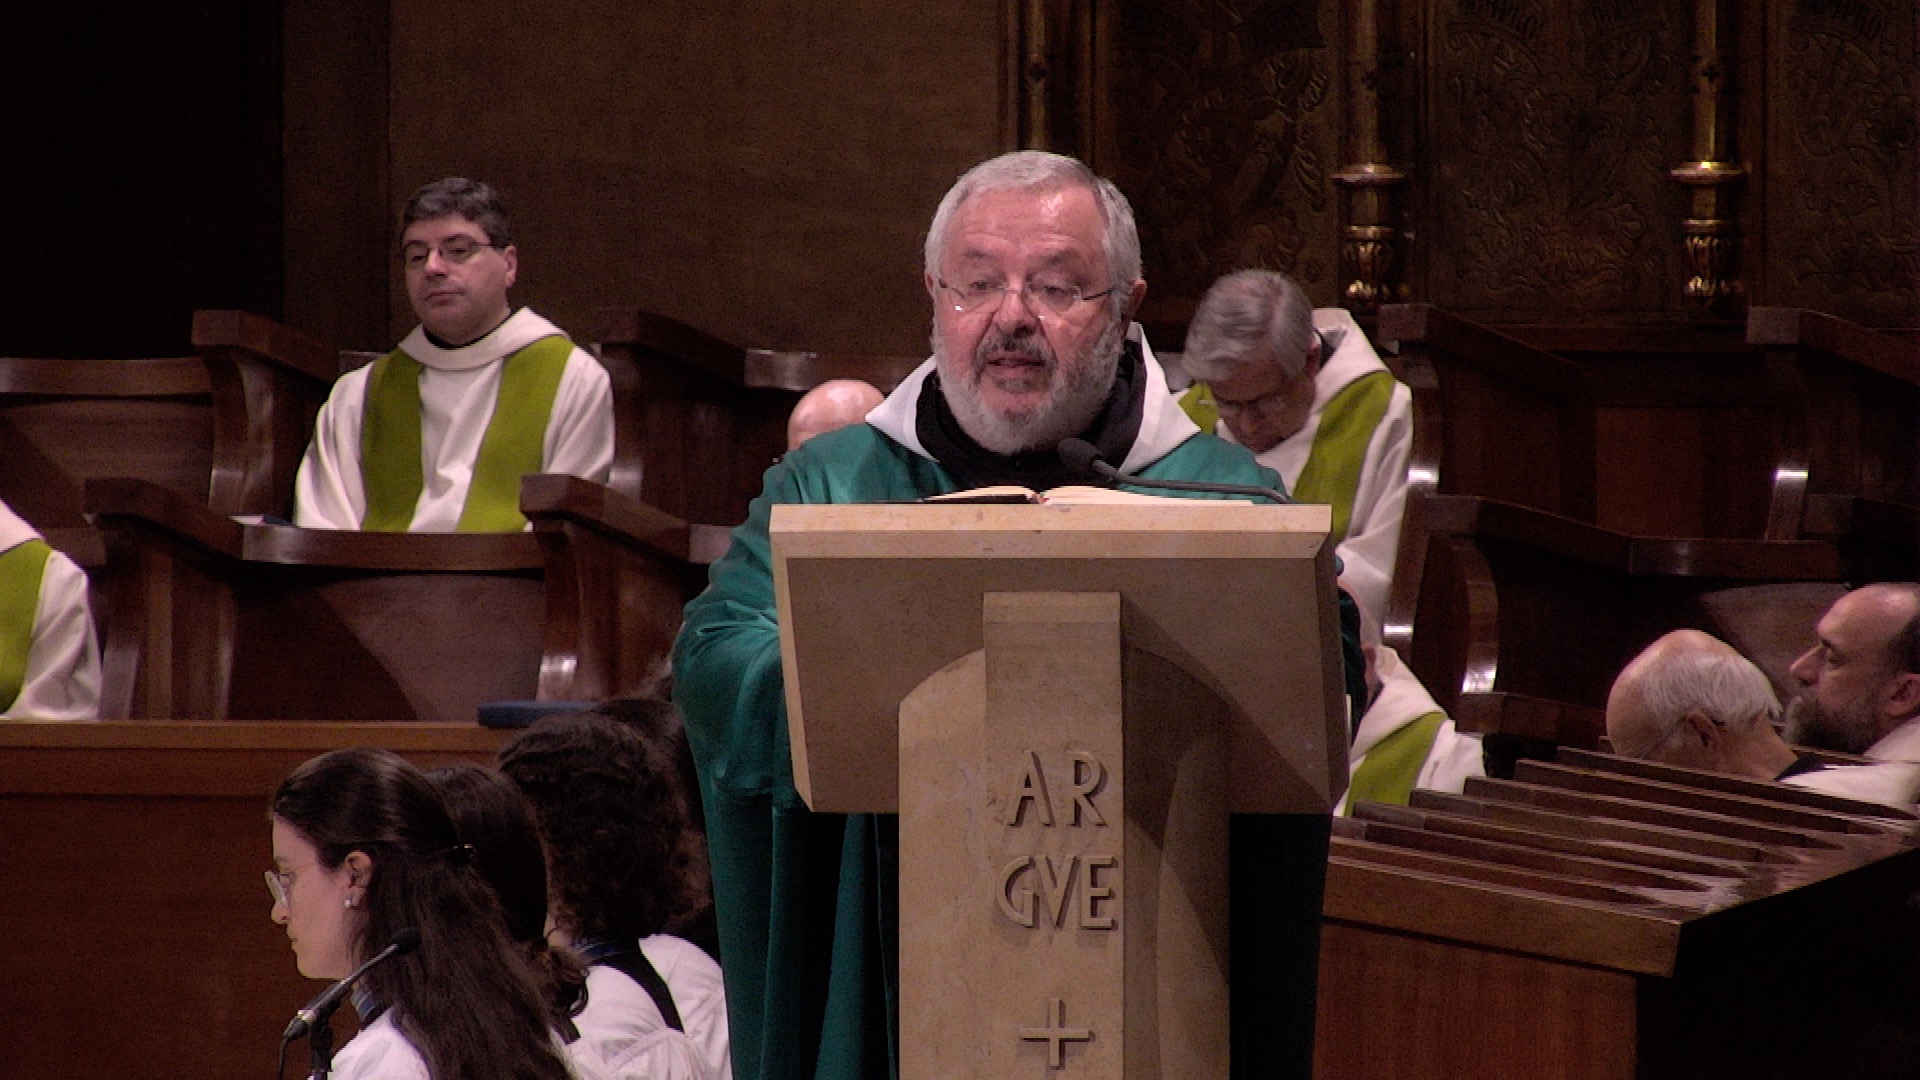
[769,500,1347,816]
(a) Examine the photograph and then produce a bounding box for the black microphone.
[282,928,422,1042]
[1056,438,1292,505]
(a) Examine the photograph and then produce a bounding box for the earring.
[344,894,357,909]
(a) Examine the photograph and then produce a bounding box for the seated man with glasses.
[674,150,1365,1080]
[294,176,613,532]
[1177,270,1411,642]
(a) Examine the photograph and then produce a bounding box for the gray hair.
[923,152,1142,307]
[1182,270,1318,383]
[1626,645,1782,758]
[401,177,512,247]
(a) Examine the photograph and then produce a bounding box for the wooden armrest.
[520,473,692,562]
[593,307,771,387]
[1451,692,1606,747]
[1749,307,1920,387]
[84,476,244,557]
[239,525,542,570]
[518,473,705,702]
[190,311,339,519]
[593,306,920,394]
[1378,304,1592,402]
[191,310,338,385]
[741,351,924,395]
[1421,495,1843,581]
[0,355,207,396]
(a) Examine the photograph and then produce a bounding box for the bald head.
[1607,630,1796,778]
[787,380,885,451]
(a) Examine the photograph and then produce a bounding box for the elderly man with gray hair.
[1606,629,1920,806]
[1179,271,1411,641]
[676,151,1363,1080]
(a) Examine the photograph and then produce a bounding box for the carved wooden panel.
[1763,0,1919,326]
[1094,0,1345,320]
[1422,1,1691,317]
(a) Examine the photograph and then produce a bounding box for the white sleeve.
[294,368,370,530]
[588,1030,711,1080]
[5,550,99,720]
[542,349,615,485]
[641,936,732,1080]
[324,1016,432,1080]
[1783,762,1920,807]
[1415,721,1486,795]
[1333,382,1412,644]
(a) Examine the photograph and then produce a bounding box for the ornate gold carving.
[1343,226,1402,309]
[1679,219,1742,303]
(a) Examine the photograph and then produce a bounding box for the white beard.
[934,315,1127,455]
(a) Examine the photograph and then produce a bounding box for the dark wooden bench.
[84,475,707,721]
[0,723,509,1080]
[0,353,213,567]
[1397,494,1844,750]
[1321,746,1920,1079]
[1375,305,1888,752]
[1749,306,1920,580]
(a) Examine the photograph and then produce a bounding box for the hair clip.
[445,843,477,867]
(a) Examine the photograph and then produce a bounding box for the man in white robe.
[1608,628,1920,807]
[1785,584,1920,777]
[294,177,612,532]
[1337,644,1483,814]
[0,499,99,720]
[1178,270,1410,641]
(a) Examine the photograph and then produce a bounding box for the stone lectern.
[771,501,1345,1078]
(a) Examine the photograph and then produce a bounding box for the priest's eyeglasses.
[265,869,295,908]
[938,278,1119,318]
[401,236,500,270]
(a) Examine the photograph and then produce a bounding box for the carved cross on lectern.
[1020,997,1093,1068]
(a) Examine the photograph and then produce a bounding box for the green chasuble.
[1179,371,1396,545]
[0,539,53,711]
[1345,710,1447,810]
[358,336,573,532]
[674,423,1360,1080]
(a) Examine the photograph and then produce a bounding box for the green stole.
[1178,370,1395,544]
[1345,710,1447,810]
[358,336,574,532]
[0,539,53,711]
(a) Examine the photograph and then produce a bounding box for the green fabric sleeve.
[0,539,52,711]
[1346,711,1448,811]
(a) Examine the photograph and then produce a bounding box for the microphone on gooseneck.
[1056,438,1292,505]
[281,928,423,1042]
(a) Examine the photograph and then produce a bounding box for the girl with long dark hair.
[498,704,730,1080]
[425,762,708,1079]
[268,747,585,1080]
